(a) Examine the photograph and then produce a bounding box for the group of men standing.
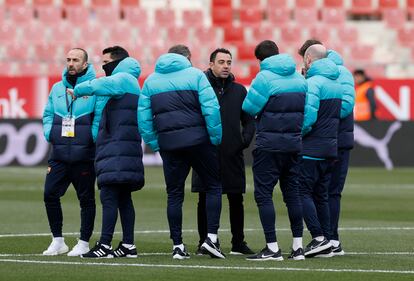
[41,38,355,261]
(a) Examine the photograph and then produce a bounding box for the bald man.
[299,44,343,258]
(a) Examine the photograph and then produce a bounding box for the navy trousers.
[298,158,333,239]
[160,143,222,245]
[252,150,303,243]
[44,160,96,241]
[197,192,245,247]
[99,185,136,245]
[329,149,350,241]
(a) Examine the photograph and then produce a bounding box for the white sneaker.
[67,240,90,257]
[42,237,69,256]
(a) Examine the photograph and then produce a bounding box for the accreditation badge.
[62,115,75,137]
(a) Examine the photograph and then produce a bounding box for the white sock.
[173,244,184,251]
[315,236,325,242]
[122,243,134,248]
[101,243,111,249]
[292,237,302,251]
[78,240,89,247]
[53,237,64,243]
[207,233,217,243]
[267,242,279,253]
[330,240,340,247]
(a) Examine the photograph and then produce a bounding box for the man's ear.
[209,62,214,68]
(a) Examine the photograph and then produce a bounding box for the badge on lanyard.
[62,115,75,137]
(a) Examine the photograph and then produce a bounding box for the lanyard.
[65,88,74,116]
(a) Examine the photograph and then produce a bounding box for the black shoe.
[307,246,334,258]
[81,242,114,258]
[246,246,283,261]
[113,241,138,258]
[230,241,255,255]
[304,238,331,256]
[288,248,305,260]
[201,237,226,259]
[332,243,345,256]
[172,246,190,260]
[195,245,209,256]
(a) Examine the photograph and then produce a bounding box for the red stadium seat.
[8,6,34,22]
[20,21,47,44]
[4,0,26,5]
[33,0,54,6]
[378,0,399,11]
[0,62,15,76]
[0,23,17,43]
[236,43,256,61]
[223,25,245,44]
[212,0,232,8]
[397,27,414,47]
[382,9,406,28]
[251,24,276,42]
[33,43,59,62]
[154,9,176,27]
[249,63,260,77]
[194,27,219,45]
[280,25,302,45]
[91,0,111,6]
[408,0,414,19]
[166,26,190,44]
[62,0,83,6]
[182,10,205,28]
[79,23,106,45]
[336,26,358,44]
[46,62,64,76]
[36,6,63,23]
[349,0,375,16]
[120,0,139,6]
[93,6,119,23]
[364,64,386,78]
[136,27,162,46]
[149,45,167,61]
[107,23,135,46]
[122,7,148,27]
[349,44,374,62]
[240,0,261,7]
[212,6,234,26]
[296,0,317,8]
[267,7,290,25]
[323,0,344,8]
[321,8,346,25]
[239,8,263,27]
[308,25,332,44]
[294,8,318,25]
[267,0,288,8]
[64,5,89,22]
[5,43,29,61]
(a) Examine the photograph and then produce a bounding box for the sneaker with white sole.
[172,246,190,260]
[304,238,331,256]
[246,247,283,261]
[288,248,305,260]
[308,246,334,258]
[113,242,138,258]
[42,238,69,256]
[201,237,226,259]
[67,240,89,257]
[81,242,114,258]
[332,243,345,256]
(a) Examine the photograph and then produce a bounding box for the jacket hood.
[62,64,96,88]
[306,58,340,80]
[327,50,344,66]
[112,57,141,78]
[260,54,296,76]
[155,53,192,74]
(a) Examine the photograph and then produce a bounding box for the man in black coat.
[192,48,255,255]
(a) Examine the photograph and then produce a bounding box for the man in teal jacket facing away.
[242,40,307,261]
[138,45,224,259]
[69,46,144,258]
[42,48,98,257]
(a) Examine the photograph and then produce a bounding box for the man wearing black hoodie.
[192,48,255,255]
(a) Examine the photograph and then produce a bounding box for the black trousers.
[44,160,96,241]
[197,192,245,247]
[160,143,222,245]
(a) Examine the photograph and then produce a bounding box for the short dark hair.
[298,39,323,57]
[102,46,129,61]
[71,48,88,63]
[254,40,279,61]
[168,44,191,58]
[209,48,232,62]
[353,69,366,76]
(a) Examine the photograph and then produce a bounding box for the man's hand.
[66,89,76,100]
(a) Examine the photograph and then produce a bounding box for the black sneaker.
[81,242,114,258]
[332,243,345,256]
[195,245,209,256]
[113,242,138,258]
[201,237,226,259]
[172,246,190,260]
[230,241,255,255]
[307,246,334,258]
[288,248,305,260]
[304,238,331,256]
[246,247,283,261]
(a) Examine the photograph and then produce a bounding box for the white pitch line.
[0,259,413,274]
[1,226,414,238]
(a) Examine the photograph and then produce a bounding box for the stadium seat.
[267,7,290,25]
[0,23,17,43]
[107,24,135,46]
[8,6,34,22]
[36,6,63,23]
[46,62,64,76]
[154,9,176,27]
[363,64,386,78]
[90,0,112,6]
[0,61,15,75]
[93,6,119,23]
[349,44,374,62]
[382,9,406,28]
[136,27,162,46]
[212,6,234,26]
[251,24,276,42]
[308,25,332,44]
[293,8,318,25]
[33,43,59,62]
[120,0,139,6]
[267,0,288,8]
[4,0,26,5]
[223,25,245,44]
[33,0,54,5]
[239,8,263,27]
[236,44,256,61]
[79,24,106,45]
[349,0,375,16]
[280,25,302,45]
[193,27,219,45]
[321,8,346,25]
[122,7,148,27]
[378,0,399,11]
[397,27,414,47]
[212,0,232,8]
[63,5,88,22]
[166,26,190,44]
[20,21,48,44]
[62,0,83,5]
[5,43,29,61]
[336,26,358,44]
[18,62,45,76]
[182,10,205,28]
[407,0,414,20]
[295,0,317,8]
[149,45,167,61]
[240,0,261,7]
[323,0,344,8]
[249,63,260,77]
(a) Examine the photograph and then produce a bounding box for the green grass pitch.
[0,166,413,281]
